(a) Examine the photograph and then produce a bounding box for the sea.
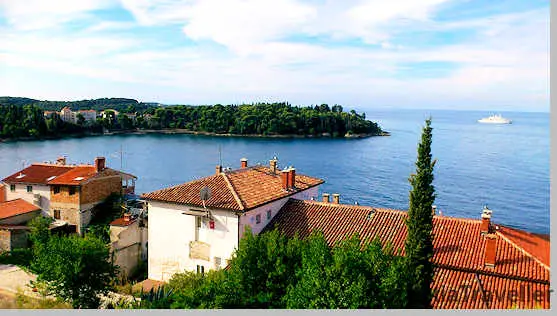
[0,109,549,235]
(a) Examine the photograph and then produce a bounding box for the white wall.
[5,183,51,215]
[147,201,239,282]
[239,186,319,237]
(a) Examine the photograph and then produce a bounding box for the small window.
[196,265,205,275]
[53,186,60,194]
[10,184,15,192]
[69,186,76,195]
[255,214,261,224]
[26,185,32,193]
[53,210,61,219]
[266,210,272,221]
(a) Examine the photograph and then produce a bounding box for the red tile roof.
[2,164,72,184]
[109,217,136,226]
[266,199,550,309]
[2,163,134,186]
[142,166,324,211]
[47,166,98,185]
[0,199,41,220]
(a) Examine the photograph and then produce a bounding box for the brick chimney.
[216,165,222,175]
[484,233,497,268]
[240,158,248,168]
[281,169,289,190]
[269,158,278,174]
[332,193,340,204]
[287,167,296,189]
[432,205,437,216]
[480,205,492,235]
[322,193,330,203]
[0,184,5,203]
[95,157,106,173]
[56,156,66,165]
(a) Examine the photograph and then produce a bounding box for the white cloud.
[0,0,113,30]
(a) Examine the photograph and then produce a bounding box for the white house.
[142,158,323,282]
[77,109,98,123]
[60,107,75,123]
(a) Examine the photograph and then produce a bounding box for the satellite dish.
[200,186,211,201]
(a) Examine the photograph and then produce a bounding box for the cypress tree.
[405,118,436,308]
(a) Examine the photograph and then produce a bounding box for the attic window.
[73,177,84,181]
[15,174,25,179]
[46,176,56,181]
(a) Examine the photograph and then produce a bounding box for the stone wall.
[81,175,122,205]
[0,230,10,252]
[0,229,29,252]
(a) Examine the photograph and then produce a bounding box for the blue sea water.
[0,109,549,234]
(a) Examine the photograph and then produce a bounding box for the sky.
[0,0,549,112]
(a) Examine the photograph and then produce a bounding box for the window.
[10,184,15,192]
[255,214,261,224]
[266,210,272,221]
[69,186,76,195]
[196,265,205,275]
[53,210,61,219]
[214,257,222,269]
[26,185,32,193]
[53,186,60,194]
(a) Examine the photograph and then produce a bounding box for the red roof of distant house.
[2,164,72,184]
[109,217,136,226]
[2,163,134,186]
[0,199,41,220]
[142,165,323,211]
[78,109,97,113]
[265,199,550,309]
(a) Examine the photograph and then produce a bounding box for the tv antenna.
[218,145,223,166]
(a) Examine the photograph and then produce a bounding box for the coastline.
[0,129,390,143]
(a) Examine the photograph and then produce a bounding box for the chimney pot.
[281,169,289,190]
[94,157,106,173]
[287,168,296,189]
[56,156,66,165]
[322,193,330,203]
[484,234,497,267]
[480,206,492,234]
[332,193,340,204]
[270,159,278,174]
[240,158,248,168]
[216,165,222,175]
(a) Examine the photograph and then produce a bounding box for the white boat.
[478,114,512,124]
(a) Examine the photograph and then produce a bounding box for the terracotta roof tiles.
[0,199,41,220]
[142,166,324,212]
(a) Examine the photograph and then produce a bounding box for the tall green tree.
[404,118,436,308]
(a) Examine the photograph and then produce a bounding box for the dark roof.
[142,166,324,211]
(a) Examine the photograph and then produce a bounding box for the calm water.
[0,109,549,234]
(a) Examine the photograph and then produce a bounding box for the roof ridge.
[495,230,550,271]
[221,172,245,211]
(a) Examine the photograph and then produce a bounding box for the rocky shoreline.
[0,129,390,143]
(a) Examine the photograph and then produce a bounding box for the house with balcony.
[141,158,323,281]
[1,156,137,234]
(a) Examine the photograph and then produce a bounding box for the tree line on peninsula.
[0,97,383,140]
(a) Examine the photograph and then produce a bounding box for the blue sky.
[0,0,549,112]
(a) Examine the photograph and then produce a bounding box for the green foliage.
[0,248,33,269]
[404,118,436,308]
[28,216,54,246]
[31,234,117,309]
[168,229,408,309]
[0,99,382,140]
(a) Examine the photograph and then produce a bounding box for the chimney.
[322,193,330,203]
[484,233,497,268]
[269,158,278,174]
[332,193,340,204]
[281,169,289,190]
[123,213,131,223]
[287,167,296,189]
[0,184,5,203]
[432,205,437,216]
[216,165,222,175]
[95,157,106,173]
[240,158,248,169]
[56,156,66,165]
[480,205,492,234]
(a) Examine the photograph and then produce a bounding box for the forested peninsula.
[0,97,387,141]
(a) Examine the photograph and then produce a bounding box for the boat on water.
[478,114,512,124]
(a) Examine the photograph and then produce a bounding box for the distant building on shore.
[58,107,97,124]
